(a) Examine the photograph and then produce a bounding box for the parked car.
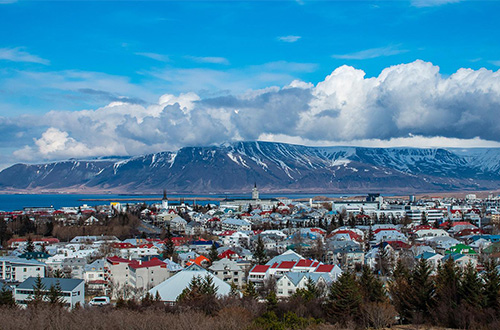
[89,296,110,307]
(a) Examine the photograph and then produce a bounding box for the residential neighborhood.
[1,190,500,328]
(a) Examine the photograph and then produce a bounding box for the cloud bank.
[5,60,500,165]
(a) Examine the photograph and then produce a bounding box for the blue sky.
[1,0,500,167]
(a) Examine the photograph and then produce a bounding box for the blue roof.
[17,277,83,292]
[415,252,440,260]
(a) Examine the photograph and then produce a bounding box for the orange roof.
[186,255,210,266]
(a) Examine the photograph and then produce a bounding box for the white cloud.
[332,45,408,60]
[0,47,49,65]
[6,60,500,165]
[278,35,301,43]
[186,56,230,65]
[411,0,463,7]
[135,52,169,62]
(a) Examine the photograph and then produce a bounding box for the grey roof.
[266,250,303,266]
[17,277,83,292]
[283,272,333,287]
[148,264,231,302]
[0,257,46,267]
[209,258,240,272]
[84,259,105,272]
[222,218,250,226]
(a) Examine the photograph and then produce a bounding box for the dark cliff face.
[1,141,500,193]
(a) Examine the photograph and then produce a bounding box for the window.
[23,268,27,272]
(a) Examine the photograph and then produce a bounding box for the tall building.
[252,183,259,200]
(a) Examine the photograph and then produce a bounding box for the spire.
[163,189,167,200]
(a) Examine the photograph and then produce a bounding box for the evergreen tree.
[162,225,175,259]
[459,261,483,308]
[389,260,413,322]
[434,258,461,327]
[409,258,435,320]
[208,242,219,262]
[358,265,386,303]
[253,235,267,265]
[47,280,64,306]
[459,263,483,309]
[293,277,319,302]
[327,272,362,324]
[0,219,12,247]
[375,244,393,276]
[30,275,46,305]
[482,260,500,310]
[0,286,15,306]
[25,237,35,253]
[243,280,258,299]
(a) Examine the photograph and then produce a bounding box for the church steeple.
[252,182,259,200]
[162,189,168,209]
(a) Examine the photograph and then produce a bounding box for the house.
[170,216,188,232]
[276,272,332,298]
[442,253,478,269]
[83,259,106,294]
[209,258,246,288]
[415,252,444,271]
[15,277,84,309]
[221,218,251,232]
[248,265,271,285]
[0,257,46,283]
[128,258,170,290]
[149,264,232,303]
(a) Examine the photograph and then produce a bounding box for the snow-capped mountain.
[1,141,500,193]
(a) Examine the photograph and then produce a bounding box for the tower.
[252,182,259,200]
[162,189,168,209]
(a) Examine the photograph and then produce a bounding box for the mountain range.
[1,141,500,194]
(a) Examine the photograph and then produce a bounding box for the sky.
[1,0,500,169]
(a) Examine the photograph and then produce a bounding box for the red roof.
[451,221,474,227]
[315,264,335,273]
[218,250,239,259]
[250,265,270,273]
[106,256,136,265]
[137,243,155,248]
[387,241,411,249]
[277,261,296,269]
[112,242,136,249]
[129,258,166,269]
[295,259,314,267]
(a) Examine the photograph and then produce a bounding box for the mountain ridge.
[1,141,500,194]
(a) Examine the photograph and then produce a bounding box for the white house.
[15,277,85,309]
[149,264,232,303]
[0,257,46,283]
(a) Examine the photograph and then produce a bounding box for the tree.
[409,258,435,322]
[47,280,64,306]
[482,259,500,310]
[375,244,392,276]
[459,261,483,308]
[0,286,14,306]
[253,235,267,265]
[389,260,413,323]
[243,280,258,299]
[293,277,320,302]
[327,272,362,324]
[208,242,219,262]
[358,265,386,303]
[434,258,461,327]
[29,275,46,305]
[162,225,175,259]
[25,236,35,253]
